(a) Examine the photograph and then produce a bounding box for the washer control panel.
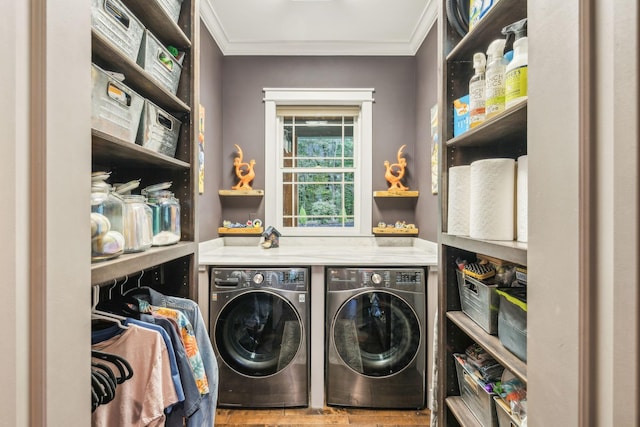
[212,267,308,291]
[326,267,425,292]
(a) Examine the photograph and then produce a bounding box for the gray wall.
[198,20,224,242]
[415,27,439,242]
[198,29,440,241]
[220,55,420,234]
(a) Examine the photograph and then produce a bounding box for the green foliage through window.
[281,115,356,228]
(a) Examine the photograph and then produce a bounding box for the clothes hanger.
[95,278,141,319]
[91,368,115,405]
[91,350,134,383]
[91,285,129,329]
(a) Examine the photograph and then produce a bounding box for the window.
[264,89,374,236]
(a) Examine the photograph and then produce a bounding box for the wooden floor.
[215,407,431,427]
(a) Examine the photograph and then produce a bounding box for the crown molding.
[200,0,437,56]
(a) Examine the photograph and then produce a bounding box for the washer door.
[332,290,420,377]
[215,290,302,377]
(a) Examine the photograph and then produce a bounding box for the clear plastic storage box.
[157,0,184,24]
[137,30,183,95]
[496,288,528,361]
[91,0,145,62]
[454,354,498,427]
[456,269,500,334]
[136,100,182,157]
[91,64,144,143]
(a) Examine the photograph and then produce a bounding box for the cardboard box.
[453,95,470,137]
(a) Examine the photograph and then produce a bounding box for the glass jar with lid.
[91,172,124,233]
[91,172,125,261]
[122,190,153,253]
[142,182,181,246]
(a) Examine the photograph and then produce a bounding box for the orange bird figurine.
[232,144,256,190]
[384,145,409,191]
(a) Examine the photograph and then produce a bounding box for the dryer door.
[332,290,420,377]
[215,290,302,377]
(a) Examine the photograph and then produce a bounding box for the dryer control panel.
[212,267,308,291]
[326,267,425,292]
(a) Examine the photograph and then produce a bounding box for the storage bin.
[457,269,500,334]
[496,288,527,361]
[454,354,498,427]
[91,0,145,62]
[137,30,183,95]
[91,64,144,143]
[157,0,184,24]
[136,100,181,157]
[494,396,523,427]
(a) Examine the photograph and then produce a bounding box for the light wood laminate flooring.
[215,407,431,427]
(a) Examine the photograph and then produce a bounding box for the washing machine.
[325,267,426,408]
[210,267,309,407]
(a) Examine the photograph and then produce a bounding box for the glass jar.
[123,195,153,253]
[91,172,125,261]
[91,181,124,234]
[143,182,181,246]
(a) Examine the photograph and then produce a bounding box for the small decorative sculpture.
[384,144,409,191]
[261,226,281,249]
[231,144,256,190]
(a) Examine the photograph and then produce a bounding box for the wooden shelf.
[91,241,196,285]
[445,101,527,149]
[218,189,265,196]
[445,397,482,427]
[447,311,527,384]
[121,0,191,49]
[438,1,528,425]
[440,233,527,266]
[217,227,264,235]
[372,227,419,235]
[373,190,419,198]
[91,0,199,300]
[92,29,190,115]
[92,129,190,170]
[446,0,528,62]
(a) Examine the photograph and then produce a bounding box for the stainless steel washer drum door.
[215,290,302,377]
[332,290,420,377]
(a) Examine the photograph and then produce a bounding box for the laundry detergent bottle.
[484,39,507,119]
[502,18,528,109]
[469,52,487,128]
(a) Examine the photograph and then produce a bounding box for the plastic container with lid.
[142,182,181,246]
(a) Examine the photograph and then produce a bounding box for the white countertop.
[198,236,438,267]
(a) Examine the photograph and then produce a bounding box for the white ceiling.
[200,0,438,56]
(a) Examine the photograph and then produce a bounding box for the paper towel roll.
[517,155,528,242]
[470,158,515,240]
[447,165,470,235]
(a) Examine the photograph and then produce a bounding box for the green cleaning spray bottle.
[485,39,507,119]
[469,52,487,128]
[502,18,528,109]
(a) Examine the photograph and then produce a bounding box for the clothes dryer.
[210,267,309,407]
[325,267,426,408]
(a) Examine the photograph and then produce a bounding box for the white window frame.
[264,88,374,237]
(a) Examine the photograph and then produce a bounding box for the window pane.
[283,184,293,216]
[283,125,293,155]
[344,126,354,158]
[279,111,359,232]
